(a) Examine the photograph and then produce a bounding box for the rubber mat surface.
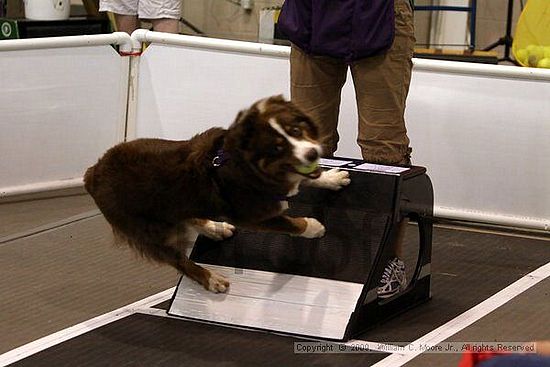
[10,313,389,367]
[356,226,550,342]
[192,202,389,283]
[406,278,550,367]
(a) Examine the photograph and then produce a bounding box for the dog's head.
[225,95,323,182]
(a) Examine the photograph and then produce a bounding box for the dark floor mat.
[9,313,389,367]
[356,226,550,342]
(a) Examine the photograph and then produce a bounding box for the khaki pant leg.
[351,0,415,165]
[290,45,348,157]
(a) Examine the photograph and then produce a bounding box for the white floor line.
[0,288,174,367]
[371,261,550,367]
[136,307,406,356]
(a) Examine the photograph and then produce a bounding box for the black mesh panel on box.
[192,200,390,284]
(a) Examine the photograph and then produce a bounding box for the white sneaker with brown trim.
[377,258,407,299]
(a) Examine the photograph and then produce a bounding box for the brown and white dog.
[84,95,350,293]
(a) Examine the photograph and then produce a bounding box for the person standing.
[99,0,181,34]
[278,0,416,298]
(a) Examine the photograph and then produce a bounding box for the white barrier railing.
[0,179,84,198]
[0,33,133,199]
[132,30,550,80]
[0,32,133,52]
[132,31,550,231]
[1,31,549,230]
[132,29,288,58]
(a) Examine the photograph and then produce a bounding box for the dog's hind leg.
[179,254,230,293]
[120,228,230,293]
[149,243,230,293]
[110,218,230,293]
[188,218,235,241]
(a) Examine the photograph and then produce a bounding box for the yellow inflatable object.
[512,0,550,68]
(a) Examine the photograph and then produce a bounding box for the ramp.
[169,157,434,341]
[170,264,364,339]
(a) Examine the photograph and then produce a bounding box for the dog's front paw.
[300,217,326,238]
[197,220,235,241]
[317,168,351,190]
[207,270,230,293]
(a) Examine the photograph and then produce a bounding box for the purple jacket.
[278,0,395,62]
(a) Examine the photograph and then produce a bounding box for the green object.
[0,18,19,39]
[295,161,319,175]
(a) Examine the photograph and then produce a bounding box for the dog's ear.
[268,94,286,104]
[233,109,248,125]
[232,104,259,126]
[229,106,258,150]
[255,95,286,112]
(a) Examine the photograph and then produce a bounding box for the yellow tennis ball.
[527,44,544,59]
[295,161,319,175]
[526,44,539,52]
[537,58,550,69]
[515,49,528,65]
